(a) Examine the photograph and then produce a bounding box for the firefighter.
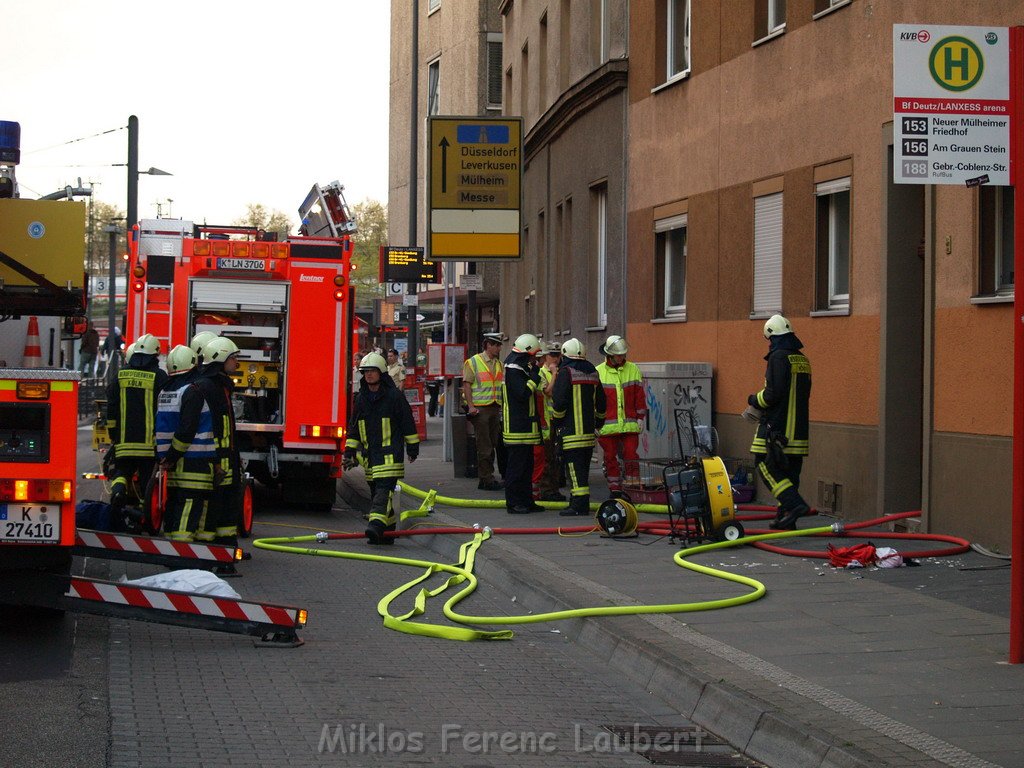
[551,338,606,517]
[190,330,218,365]
[596,335,648,498]
[461,332,505,491]
[533,341,564,502]
[502,333,543,514]
[156,345,212,542]
[106,333,167,524]
[344,352,419,545]
[179,337,243,544]
[744,314,812,530]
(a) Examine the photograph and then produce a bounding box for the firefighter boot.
[365,520,396,545]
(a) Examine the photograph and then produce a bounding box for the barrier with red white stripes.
[64,576,306,644]
[73,529,240,570]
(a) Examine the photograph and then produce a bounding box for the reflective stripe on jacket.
[551,359,607,450]
[501,355,541,445]
[345,380,420,481]
[596,361,647,436]
[750,347,811,456]
[465,353,503,406]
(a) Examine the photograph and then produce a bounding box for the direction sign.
[427,116,522,260]
[893,25,1011,186]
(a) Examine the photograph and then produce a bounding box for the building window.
[427,58,440,116]
[559,0,571,91]
[755,0,785,39]
[667,0,690,80]
[428,0,440,11]
[753,192,783,317]
[815,178,850,311]
[538,15,548,111]
[520,43,529,118]
[813,0,849,17]
[591,185,608,327]
[656,213,687,318]
[979,185,1014,296]
[486,34,503,109]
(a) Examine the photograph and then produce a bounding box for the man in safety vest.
[156,345,212,542]
[596,335,648,498]
[501,333,544,514]
[344,352,420,544]
[551,338,606,516]
[533,341,564,502]
[744,314,812,530]
[106,333,167,523]
[461,332,505,491]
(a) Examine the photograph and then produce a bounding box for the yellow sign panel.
[427,116,522,260]
[0,199,87,288]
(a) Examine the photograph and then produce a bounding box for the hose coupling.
[315,531,330,543]
[831,522,845,535]
[473,523,481,529]
[483,526,492,535]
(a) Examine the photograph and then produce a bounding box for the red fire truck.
[124,183,356,513]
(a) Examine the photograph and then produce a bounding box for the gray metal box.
[636,362,712,460]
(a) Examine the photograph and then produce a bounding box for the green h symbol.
[942,44,971,81]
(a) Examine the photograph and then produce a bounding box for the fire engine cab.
[125,184,355,511]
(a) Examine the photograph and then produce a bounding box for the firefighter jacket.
[172,364,239,487]
[749,334,811,456]
[501,352,541,445]
[551,358,607,450]
[345,374,419,481]
[106,353,168,459]
[596,360,647,436]
[158,372,216,491]
[536,365,555,440]
[463,352,503,406]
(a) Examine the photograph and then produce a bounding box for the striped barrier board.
[65,577,306,644]
[73,529,241,570]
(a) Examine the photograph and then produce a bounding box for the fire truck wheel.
[238,482,255,539]
[143,471,167,536]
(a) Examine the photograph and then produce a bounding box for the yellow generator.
[664,409,744,545]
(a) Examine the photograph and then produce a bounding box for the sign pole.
[1009,25,1023,665]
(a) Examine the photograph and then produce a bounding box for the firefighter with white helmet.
[344,352,420,544]
[162,336,241,547]
[745,313,812,530]
[461,332,506,491]
[532,341,564,502]
[190,331,218,364]
[596,334,648,498]
[155,345,210,541]
[501,334,544,513]
[551,338,606,516]
[105,333,168,526]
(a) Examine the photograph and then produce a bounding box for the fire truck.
[125,182,356,516]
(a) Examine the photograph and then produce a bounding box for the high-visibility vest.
[466,353,503,406]
[536,366,555,439]
[114,368,158,458]
[596,361,647,436]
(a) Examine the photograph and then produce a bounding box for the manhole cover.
[602,725,765,767]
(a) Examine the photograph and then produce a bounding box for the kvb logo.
[929,36,984,92]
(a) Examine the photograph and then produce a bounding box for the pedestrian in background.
[744,314,812,530]
[552,338,606,517]
[386,348,406,387]
[501,333,543,514]
[596,335,647,498]
[79,320,99,376]
[461,331,505,491]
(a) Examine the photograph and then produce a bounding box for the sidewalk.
[339,418,1021,768]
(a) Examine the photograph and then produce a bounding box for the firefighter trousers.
[754,452,807,514]
[110,456,155,509]
[598,433,640,493]
[504,443,535,511]
[531,437,560,498]
[163,487,210,542]
[367,478,397,528]
[198,482,239,544]
[561,445,594,514]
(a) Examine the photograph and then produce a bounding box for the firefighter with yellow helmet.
[344,352,420,544]
[501,333,544,514]
[596,334,648,498]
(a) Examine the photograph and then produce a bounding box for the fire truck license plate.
[0,504,61,543]
[218,258,264,271]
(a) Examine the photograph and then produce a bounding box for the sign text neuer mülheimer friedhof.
[894,25,1010,186]
[427,117,523,260]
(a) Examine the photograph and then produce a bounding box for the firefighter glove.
[406,443,419,462]
[742,404,763,423]
[342,449,359,470]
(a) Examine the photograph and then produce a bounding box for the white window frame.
[816,178,850,311]
[767,0,786,34]
[752,193,783,318]
[656,213,687,318]
[427,58,441,116]
[600,0,610,63]
[428,0,440,13]
[666,0,691,81]
[594,187,608,327]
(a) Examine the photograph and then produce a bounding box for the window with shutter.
[487,36,503,109]
[753,193,783,317]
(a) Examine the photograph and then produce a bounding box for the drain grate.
[602,725,765,767]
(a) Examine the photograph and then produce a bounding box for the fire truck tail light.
[193,242,211,256]
[253,242,271,258]
[212,242,231,257]
[132,280,144,292]
[14,480,28,501]
[16,381,50,399]
[232,242,251,258]
[333,289,345,301]
[272,243,289,259]
[297,609,308,627]
[61,481,72,501]
[299,425,345,439]
[0,479,71,503]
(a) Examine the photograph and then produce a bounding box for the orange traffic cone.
[23,316,42,368]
